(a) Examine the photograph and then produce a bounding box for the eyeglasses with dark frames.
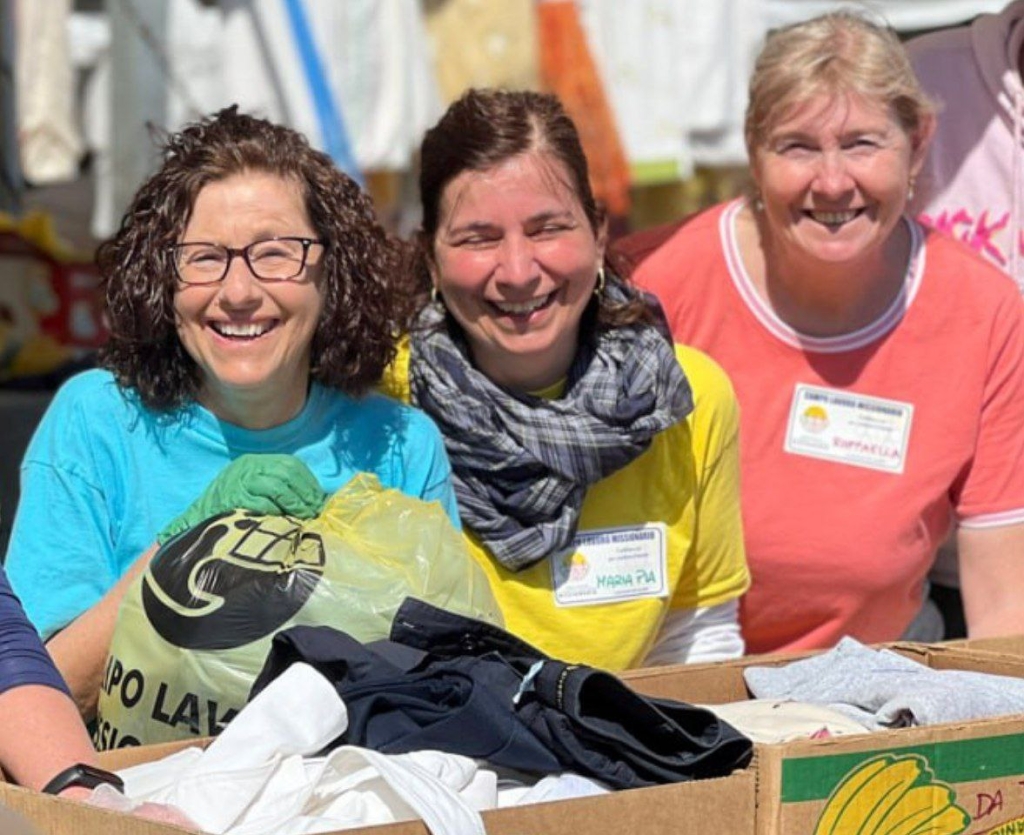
[170,236,325,285]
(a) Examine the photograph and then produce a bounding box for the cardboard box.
[947,633,1024,657]
[623,643,1024,835]
[0,733,756,835]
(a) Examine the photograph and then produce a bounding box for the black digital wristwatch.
[41,763,125,796]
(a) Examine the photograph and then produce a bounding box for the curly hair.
[400,88,650,332]
[97,105,401,411]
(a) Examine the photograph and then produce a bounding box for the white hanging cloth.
[15,0,84,184]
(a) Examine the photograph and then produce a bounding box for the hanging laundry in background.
[222,0,440,177]
[537,0,631,220]
[14,0,84,184]
[424,0,540,103]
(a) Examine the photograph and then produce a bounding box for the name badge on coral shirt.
[551,523,668,608]
[784,384,914,474]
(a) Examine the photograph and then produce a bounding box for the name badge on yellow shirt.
[551,523,668,608]
[784,384,913,474]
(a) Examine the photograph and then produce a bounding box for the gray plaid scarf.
[409,283,693,571]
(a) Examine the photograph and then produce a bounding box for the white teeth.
[212,321,272,338]
[493,293,551,315]
[811,210,859,225]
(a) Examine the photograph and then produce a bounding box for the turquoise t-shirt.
[5,369,458,639]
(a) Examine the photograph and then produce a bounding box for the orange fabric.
[537,1,631,219]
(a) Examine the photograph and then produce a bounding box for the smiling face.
[173,171,324,428]
[431,152,606,392]
[750,91,930,273]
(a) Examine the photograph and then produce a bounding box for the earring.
[751,191,764,212]
[594,266,606,298]
[430,284,440,304]
[908,175,917,202]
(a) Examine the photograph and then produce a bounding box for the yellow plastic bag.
[95,473,501,749]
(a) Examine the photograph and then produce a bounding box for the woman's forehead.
[765,90,896,138]
[439,152,583,221]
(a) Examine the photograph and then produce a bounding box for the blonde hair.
[745,10,936,154]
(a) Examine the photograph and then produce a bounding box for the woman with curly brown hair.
[5,107,457,716]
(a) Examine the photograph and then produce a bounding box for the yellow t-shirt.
[381,339,749,670]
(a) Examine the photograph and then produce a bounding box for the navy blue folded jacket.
[249,598,752,789]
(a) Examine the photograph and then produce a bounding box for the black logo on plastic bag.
[141,511,326,650]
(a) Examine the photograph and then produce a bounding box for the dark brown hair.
[97,105,400,411]
[403,88,649,330]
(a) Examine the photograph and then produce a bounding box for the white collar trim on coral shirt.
[719,198,926,354]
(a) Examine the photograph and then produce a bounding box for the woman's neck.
[736,204,911,337]
[468,330,580,395]
[198,382,309,430]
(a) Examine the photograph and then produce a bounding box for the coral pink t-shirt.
[633,199,1024,655]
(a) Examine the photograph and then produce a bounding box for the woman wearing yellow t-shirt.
[386,89,749,670]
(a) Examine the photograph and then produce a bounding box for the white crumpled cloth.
[102,661,608,835]
[108,662,486,835]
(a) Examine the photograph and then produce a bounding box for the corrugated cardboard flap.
[2,736,756,835]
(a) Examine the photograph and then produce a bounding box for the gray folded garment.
[744,637,1024,730]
